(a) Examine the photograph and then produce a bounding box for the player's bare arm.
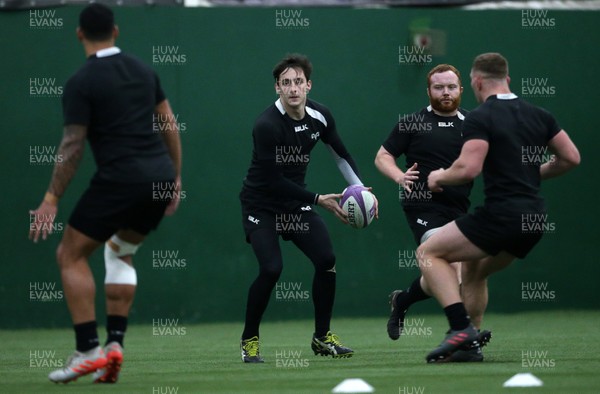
[49,124,88,198]
[540,130,581,180]
[155,99,182,216]
[374,146,419,192]
[428,139,488,192]
[29,124,87,243]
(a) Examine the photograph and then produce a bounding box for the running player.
[239,53,377,362]
[375,64,488,362]
[28,4,182,383]
[422,52,580,363]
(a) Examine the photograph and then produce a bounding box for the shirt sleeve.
[319,108,362,185]
[541,108,561,142]
[62,75,90,126]
[253,120,319,204]
[382,122,411,157]
[462,111,489,142]
[154,72,166,104]
[324,138,362,186]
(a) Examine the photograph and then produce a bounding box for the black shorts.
[404,206,465,245]
[241,201,319,243]
[455,206,544,259]
[69,178,174,242]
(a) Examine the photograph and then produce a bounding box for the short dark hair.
[472,53,509,79]
[79,3,114,42]
[272,54,313,83]
[427,64,462,88]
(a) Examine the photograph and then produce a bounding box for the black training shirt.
[62,47,175,183]
[242,98,361,212]
[383,105,472,212]
[462,94,561,215]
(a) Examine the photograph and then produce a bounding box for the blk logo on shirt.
[294,124,309,132]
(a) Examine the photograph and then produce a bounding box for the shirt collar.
[495,93,518,100]
[275,98,286,115]
[95,46,121,58]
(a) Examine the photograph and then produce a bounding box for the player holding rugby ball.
[239,53,377,362]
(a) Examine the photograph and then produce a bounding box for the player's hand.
[400,162,420,193]
[317,193,348,224]
[365,186,379,219]
[164,177,181,216]
[428,168,445,192]
[29,200,58,243]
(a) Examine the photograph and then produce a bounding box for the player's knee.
[461,263,476,282]
[104,235,139,285]
[314,252,336,273]
[259,264,283,282]
[105,284,135,302]
[55,242,73,269]
[416,244,430,270]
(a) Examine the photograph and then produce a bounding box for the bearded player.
[375,64,489,361]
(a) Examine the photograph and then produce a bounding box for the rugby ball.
[339,185,376,229]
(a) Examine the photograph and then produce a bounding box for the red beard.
[430,96,460,113]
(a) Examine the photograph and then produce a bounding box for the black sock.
[106,315,128,347]
[396,277,431,310]
[444,302,471,331]
[74,321,99,352]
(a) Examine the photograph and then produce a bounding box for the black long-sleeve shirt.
[241,98,362,212]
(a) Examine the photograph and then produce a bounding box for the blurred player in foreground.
[29,3,182,383]
[375,64,490,361]
[239,53,377,363]
[421,52,580,363]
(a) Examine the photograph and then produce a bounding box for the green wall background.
[1,7,598,328]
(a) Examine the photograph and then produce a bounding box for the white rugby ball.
[339,185,376,229]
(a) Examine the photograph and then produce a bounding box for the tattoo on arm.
[48,125,87,198]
